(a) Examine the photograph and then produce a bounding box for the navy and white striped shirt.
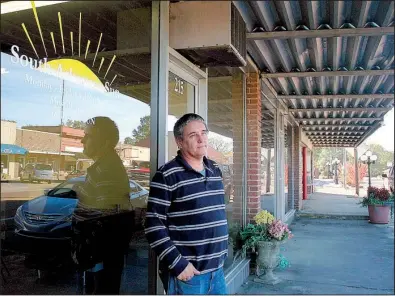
[144,152,228,277]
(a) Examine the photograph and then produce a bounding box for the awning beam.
[247,27,394,41]
[261,69,393,78]
[289,107,391,112]
[278,93,394,100]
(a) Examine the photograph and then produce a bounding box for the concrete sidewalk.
[300,192,368,218]
[237,217,394,294]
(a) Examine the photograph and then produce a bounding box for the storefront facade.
[0,1,310,294]
[2,1,392,294]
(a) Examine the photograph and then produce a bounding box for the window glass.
[261,104,276,216]
[285,122,293,213]
[1,1,152,294]
[35,164,53,170]
[207,69,244,273]
[167,71,196,160]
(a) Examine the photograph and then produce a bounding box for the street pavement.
[300,192,368,217]
[1,181,58,200]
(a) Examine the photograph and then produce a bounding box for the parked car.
[20,163,53,184]
[65,170,86,180]
[382,165,394,191]
[127,161,150,188]
[13,176,148,263]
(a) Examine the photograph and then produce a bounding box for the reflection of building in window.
[115,144,150,167]
[1,120,27,179]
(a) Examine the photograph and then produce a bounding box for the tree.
[65,119,86,129]
[208,136,232,153]
[124,137,134,145]
[365,144,394,177]
[130,115,150,144]
[313,147,344,175]
[338,163,368,187]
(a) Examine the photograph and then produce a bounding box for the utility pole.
[58,79,65,180]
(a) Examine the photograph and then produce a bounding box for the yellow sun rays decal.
[40,59,104,87]
[21,1,118,88]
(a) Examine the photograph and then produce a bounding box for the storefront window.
[207,69,245,273]
[1,1,152,294]
[285,122,293,213]
[260,103,276,216]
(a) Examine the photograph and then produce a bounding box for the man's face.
[177,120,208,159]
[81,125,100,159]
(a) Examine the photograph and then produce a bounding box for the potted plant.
[239,210,293,285]
[359,186,394,224]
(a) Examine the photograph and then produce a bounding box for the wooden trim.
[247,27,394,40]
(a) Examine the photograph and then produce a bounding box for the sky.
[365,108,394,152]
[1,52,160,141]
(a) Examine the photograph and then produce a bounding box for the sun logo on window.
[19,0,118,89]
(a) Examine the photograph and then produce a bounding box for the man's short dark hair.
[86,116,119,148]
[173,113,208,140]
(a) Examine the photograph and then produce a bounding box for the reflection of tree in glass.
[124,137,134,144]
[66,119,86,129]
[208,136,232,153]
[130,115,150,144]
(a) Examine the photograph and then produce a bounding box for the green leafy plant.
[239,210,293,256]
[359,186,394,207]
[228,222,241,241]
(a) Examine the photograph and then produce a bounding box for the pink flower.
[268,220,293,240]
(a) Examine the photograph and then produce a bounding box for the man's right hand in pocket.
[177,263,200,281]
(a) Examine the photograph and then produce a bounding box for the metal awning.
[1,144,28,155]
[235,0,394,147]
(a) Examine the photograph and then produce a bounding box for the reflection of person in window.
[71,116,131,295]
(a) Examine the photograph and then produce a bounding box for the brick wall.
[293,126,303,210]
[246,72,262,223]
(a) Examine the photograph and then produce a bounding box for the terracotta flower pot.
[368,205,390,224]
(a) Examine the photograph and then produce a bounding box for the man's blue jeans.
[161,267,227,295]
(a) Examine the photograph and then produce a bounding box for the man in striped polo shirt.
[145,113,228,295]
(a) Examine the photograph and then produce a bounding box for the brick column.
[293,126,303,210]
[246,72,261,223]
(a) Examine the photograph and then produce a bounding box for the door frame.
[149,3,208,294]
[168,47,208,119]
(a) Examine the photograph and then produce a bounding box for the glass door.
[167,48,207,161]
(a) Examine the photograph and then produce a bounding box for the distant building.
[1,120,27,179]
